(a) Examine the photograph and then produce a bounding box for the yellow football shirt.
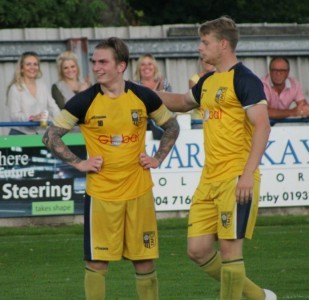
[53,81,173,200]
[191,62,267,182]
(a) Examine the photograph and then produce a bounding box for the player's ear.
[117,61,127,74]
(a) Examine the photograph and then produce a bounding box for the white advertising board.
[147,126,309,211]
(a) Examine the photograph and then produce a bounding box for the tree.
[0,0,308,28]
[0,0,117,28]
[126,0,309,25]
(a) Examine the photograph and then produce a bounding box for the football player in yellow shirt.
[43,37,179,300]
[157,16,276,300]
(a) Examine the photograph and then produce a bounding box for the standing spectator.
[157,16,276,300]
[134,53,172,92]
[6,51,60,135]
[261,56,309,119]
[188,58,215,129]
[134,53,172,139]
[42,37,179,300]
[52,51,91,109]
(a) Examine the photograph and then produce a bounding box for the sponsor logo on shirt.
[98,133,139,146]
[203,109,222,121]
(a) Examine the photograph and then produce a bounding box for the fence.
[1,23,309,136]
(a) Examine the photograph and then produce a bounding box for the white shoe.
[264,289,277,300]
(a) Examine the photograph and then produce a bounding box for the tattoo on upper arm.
[154,118,180,164]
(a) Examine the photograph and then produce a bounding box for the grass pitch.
[0,215,308,299]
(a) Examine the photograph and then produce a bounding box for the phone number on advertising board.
[154,196,192,206]
[282,191,309,201]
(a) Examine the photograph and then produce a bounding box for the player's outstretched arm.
[157,91,198,112]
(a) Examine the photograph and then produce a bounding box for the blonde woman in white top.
[7,51,60,135]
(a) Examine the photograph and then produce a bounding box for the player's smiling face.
[91,48,123,85]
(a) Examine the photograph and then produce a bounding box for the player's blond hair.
[199,16,239,51]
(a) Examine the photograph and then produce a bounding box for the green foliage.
[127,0,309,25]
[230,0,309,23]
[0,0,107,28]
[1,0,308,28]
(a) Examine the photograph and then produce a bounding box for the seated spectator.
[134,54,172,139]
[52,51,91,109]
[189,58,215,128]
[261,56,309,119]
[6,51,60,135]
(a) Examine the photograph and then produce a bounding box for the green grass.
[0,215,309,299]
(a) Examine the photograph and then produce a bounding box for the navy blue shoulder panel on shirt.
[125,80,163,115]
[232,63,266,107]
[64,81,163,123]
[191,71,214,105]
[64,83,102,124]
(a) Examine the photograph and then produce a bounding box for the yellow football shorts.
[84,190,159,261]
[188,176,260,240]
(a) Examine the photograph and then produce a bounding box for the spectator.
[42,37,179,300]
[134,53,172,139]
[134,53,172,92]
[189,58,215,129]
[52,51,91,109]
[6,51,60,135]
[261,56,309,119]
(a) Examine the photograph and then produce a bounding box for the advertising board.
[0,126,308,217]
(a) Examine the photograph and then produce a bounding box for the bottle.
[40,110,49,128]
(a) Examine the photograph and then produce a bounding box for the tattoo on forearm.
[42,125,82,165]
[154,118,180,164]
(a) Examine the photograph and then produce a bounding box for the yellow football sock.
[84,266,107,300]
[200,251,221,280]
[242,278,265,300]
[221,259,245,300]
[201,252,264,300]
[135,270,159,300]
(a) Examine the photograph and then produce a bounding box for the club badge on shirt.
[131,109,143,126]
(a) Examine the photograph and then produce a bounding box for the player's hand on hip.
[76,156,103,173]
[139,153,160,169]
